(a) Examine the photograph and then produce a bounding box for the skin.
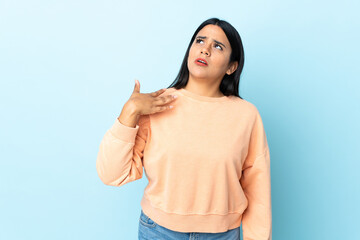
[118,81,177,128]
[186,24,238,97]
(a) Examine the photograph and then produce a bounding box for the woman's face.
[187,24,238,83]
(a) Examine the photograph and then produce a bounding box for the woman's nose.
[201,46,210,56]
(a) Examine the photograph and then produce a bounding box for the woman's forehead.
[196,25,229,45]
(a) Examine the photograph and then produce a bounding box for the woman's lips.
[195,58,208,66]
[195,61,208,66]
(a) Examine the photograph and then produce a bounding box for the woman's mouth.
[195,58,208,66]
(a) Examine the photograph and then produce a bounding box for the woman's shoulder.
[161,87,258,113]
[228,96,259,115]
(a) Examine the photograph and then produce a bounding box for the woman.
[96,17,272,240]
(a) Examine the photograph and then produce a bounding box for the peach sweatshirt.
[96,87,272,239]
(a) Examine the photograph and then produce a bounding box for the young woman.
[96,17,272,240]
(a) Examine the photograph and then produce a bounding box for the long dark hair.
[167,17,245,99]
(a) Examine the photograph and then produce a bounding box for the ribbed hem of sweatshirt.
[140,195,243,233]
[109,118,139,144]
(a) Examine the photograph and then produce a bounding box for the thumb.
[133,79,140,93]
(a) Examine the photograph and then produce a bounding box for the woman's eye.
[196,39,222,50]
[215,44,223,50]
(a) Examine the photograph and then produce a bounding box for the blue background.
[0,0,359,239]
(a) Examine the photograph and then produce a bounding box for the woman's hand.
[127,79,178,116]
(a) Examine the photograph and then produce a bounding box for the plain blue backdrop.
[0,0,359,239]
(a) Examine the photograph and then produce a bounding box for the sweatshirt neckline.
[177,88,231,102]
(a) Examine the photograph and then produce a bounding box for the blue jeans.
[138,209,240,240]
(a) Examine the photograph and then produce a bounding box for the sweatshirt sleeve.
[240,108,272,240]
[96,114,150,186]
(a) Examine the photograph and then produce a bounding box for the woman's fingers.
[133,87,177,115]
[151,88,167,97]
[155,104,174,113]
[154,94,178,106]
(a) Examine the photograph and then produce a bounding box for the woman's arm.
[96,103,150,186]
[240,109,272,240]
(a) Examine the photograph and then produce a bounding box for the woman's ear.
[226,61,238,75]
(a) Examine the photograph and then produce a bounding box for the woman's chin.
[188,69,210,79]
[189,73,209,80]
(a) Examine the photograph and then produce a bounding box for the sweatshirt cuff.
[109,118,140,144]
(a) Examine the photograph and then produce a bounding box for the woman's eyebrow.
[196,36,226,49]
